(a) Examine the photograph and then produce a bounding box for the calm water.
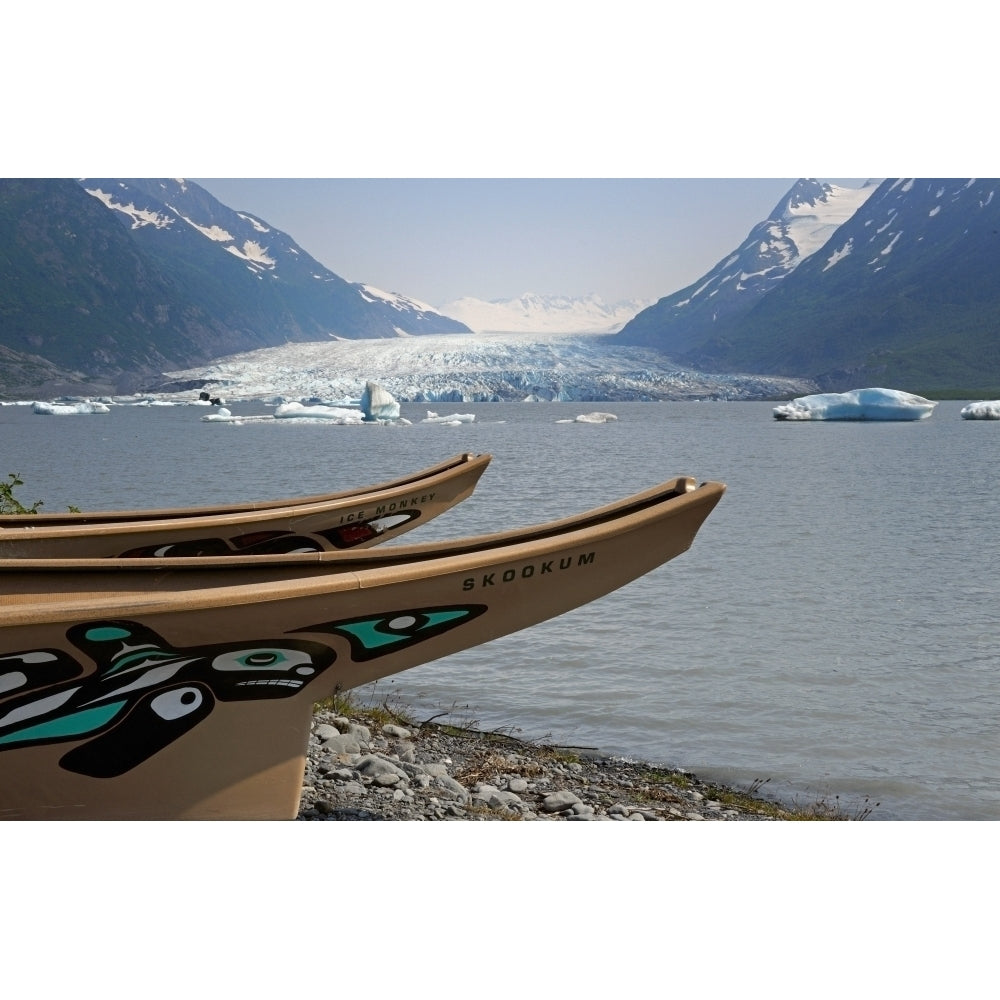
[3,398,998,820]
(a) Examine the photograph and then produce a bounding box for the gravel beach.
[296,706,823,821]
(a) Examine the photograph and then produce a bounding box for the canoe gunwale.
[0,452,485,527]
[0,453,491,544]
[0,478,725,625]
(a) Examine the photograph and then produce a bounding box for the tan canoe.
[0,452,491,558]
[0,476,725,820]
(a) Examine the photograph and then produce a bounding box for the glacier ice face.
[773,388,937,421]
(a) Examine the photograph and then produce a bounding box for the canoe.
[0,452,491,558]
[0,452,484,526]
[0,476,725,820]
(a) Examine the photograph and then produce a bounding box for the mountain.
[617,178,1000,394]
[81,179,470,348]
[0,178,222,395]
[617,179,878,357]
[437,292,652,334]
[0,178,470,395]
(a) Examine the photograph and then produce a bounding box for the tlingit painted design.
[296,605,488,662]
[116,511,420,557]
[0,620,336,777]
[0,604,487,776]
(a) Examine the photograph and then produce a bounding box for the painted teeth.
[236,679,302,688]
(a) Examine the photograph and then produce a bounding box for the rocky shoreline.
[296,706,819,821]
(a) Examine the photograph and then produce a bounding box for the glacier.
[154,330,816,405]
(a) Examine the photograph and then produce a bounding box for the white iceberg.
[200,407,249,423]
[960,400,1000,420]
[773,388,937,422]
[573,411,618,423]
[422,411,475,424]
[361,381,400,422]
[33,400,111,415]
[272,402,364,423]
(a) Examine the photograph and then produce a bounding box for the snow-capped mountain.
[0,178,475,397]
[437,292,652,334]
[152,330,815,404]
[618,179,879,356]
[80,178,471,342]
[619,178,1000,393]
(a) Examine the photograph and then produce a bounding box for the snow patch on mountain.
[357,284,439,315]
[438,293,652,334]
[84,184,173,230]
[780,181,876,259]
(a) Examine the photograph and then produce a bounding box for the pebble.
[296,710,796,822]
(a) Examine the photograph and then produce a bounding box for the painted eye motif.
[150,687,204,720]
[211,647,316,674]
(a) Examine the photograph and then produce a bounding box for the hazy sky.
[192,178,870,308]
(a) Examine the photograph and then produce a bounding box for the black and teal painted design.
[295,605,487,662]
[0,621,335,778]
[0,603,486,777]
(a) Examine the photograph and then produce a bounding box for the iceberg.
[32,400,110,415]
[361,381,400,422]
[573,411,618,423]
[773,388,937,422]
[422,411,475,424]
[200,407,241,422]
[960,400,1000,420]
[272,402,364,423]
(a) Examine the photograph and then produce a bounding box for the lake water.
[3,398,998,820]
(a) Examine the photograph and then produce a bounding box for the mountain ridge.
[617,178,1000,393]
[0,177,471,396]
[616,179,879,357]
[4,177,1000,401]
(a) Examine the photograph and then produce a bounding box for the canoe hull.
[0,478,724,820]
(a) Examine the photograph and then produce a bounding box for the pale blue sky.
[193,178,870,307]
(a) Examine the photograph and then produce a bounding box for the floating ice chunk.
[773,388,937,421]
[422,411,475,424]
[272,402,364,423]
[573,411,618,423]
[361,381,400,422]
[200,407,234,422]
[32,400,110,415]
[960,400,1000,420]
